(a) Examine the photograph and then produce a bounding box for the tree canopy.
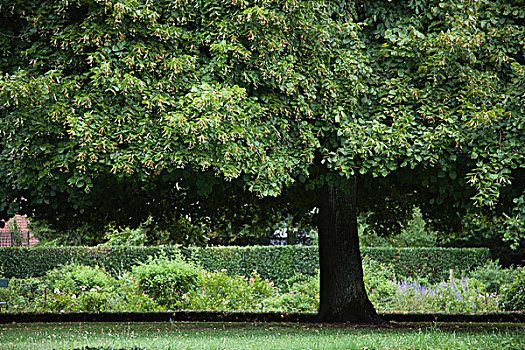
[1,0,524,321]
[1,0,523,240]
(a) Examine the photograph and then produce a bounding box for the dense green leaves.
[0,0,523,243]
[0,245,491,284]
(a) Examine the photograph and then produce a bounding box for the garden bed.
[0,310,523,324]
[2,252,523,320]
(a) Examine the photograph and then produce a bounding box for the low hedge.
[0,246,490,283]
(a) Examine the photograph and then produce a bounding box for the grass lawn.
[0,322,523,350]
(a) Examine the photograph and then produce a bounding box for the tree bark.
[317,179,381,323]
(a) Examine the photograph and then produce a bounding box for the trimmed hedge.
[0,246,490,283]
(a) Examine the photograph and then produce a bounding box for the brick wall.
[0,215,39,247]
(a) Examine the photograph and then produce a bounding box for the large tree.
[1,0,524,322]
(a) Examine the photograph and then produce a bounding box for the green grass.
[0,322,523,350]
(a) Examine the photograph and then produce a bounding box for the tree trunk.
[317,180,381,323]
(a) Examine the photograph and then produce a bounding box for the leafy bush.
[178,270,277,311]
[362,258,397,307]
[0,246,491,286]
[363,248,491,283]
[429,277,499,312]
[37,285,159,312]
[101,225,148,247]
[469,261,517,294]
[45,264,117,294]
[359,208,438,248]
[0,277,47,312]
[387,277,499,312]
[502,267,525,311]
[385,279,432,311]
[130,253,200,307]
[270,273,319,312]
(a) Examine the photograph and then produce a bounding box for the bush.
[37,285,159,312]
[469,261,517,294]
[362,247,491,283]
[45,264,117,294]
[429,277,499,312]
[387,277,500,312]
[502,267,525,311]
[362,258,398,307]
[178,270,277,311]
[0,246,491,285]
[0,277,47,312]
[185,246,319,286]
[385,278,432,311]
[130,252,200,307]
[271,273,319,312]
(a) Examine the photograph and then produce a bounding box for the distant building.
[0,215,39,247]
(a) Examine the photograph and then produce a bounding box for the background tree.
[1,0,523,322]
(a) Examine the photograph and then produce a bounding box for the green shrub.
[130,252,200,307]
[362,257,398,307]
[270,273,319,312]
[0,246,491,285]
[502,267,525,311]
[469,261,517,294]
[387,277,500,312]
[429,277,498,312]
[0,277,48,312]
[101,225,148,247]
[36,285,159,312]
[45,264,117,294]
[384,278,431,312]
[362,247,491,283]
[178,270,277,311]
[185,245,319,286]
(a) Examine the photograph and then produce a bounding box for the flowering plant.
[177,269,277,311]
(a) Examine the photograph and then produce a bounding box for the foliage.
[362,258,398,306]
[362,247,491,283]
[386,277,500,313]
[38,285,159,312]
[0,274,159,313]
[441,214,525,267]
[0,246,178,278]
[0,257,515,314]
[359,208,439,248]
[45,263,117,294]
[502,267,525,311]
[270,273,320,313]
[0,0,523,243]
[129,252,200,307]
[392,211,438,248]
[185,245,319,285]
[29,219,103,246]
[0,277,47,312]
[0,246,491,285]
[7,217,24,247]
[469,261,518,294]
[1,0,524,322]
[178,270,277,311]
[101,225,148,247]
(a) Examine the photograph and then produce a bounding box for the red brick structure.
[0,215,39,247]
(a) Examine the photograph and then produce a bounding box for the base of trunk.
[317,300,382,323]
